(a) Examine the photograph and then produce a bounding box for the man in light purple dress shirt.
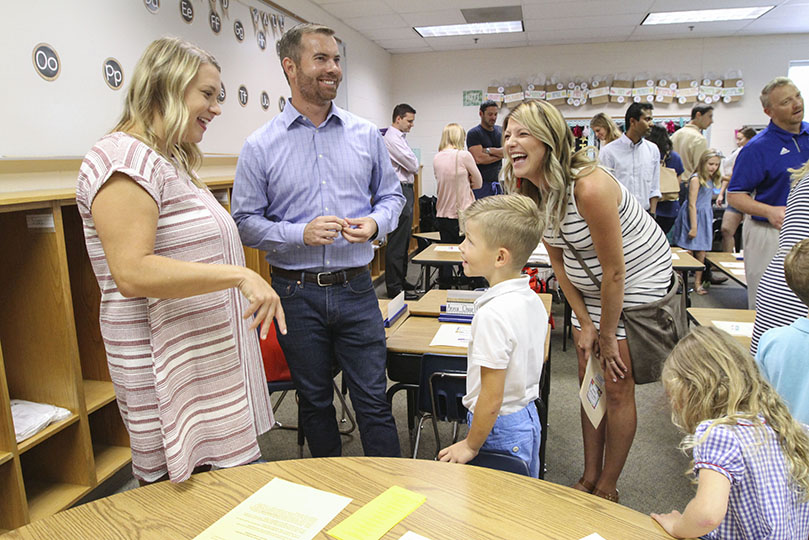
[232,23,404,458]
[383,103,419,298]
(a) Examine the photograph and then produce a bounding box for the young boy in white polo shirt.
[438,194,547,477]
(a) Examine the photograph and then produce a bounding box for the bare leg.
[691,250,706,292]
[593,338,636,496]
[572,326,605,490]
[721,211,743,253]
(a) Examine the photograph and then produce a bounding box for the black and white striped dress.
[544,170,673,338]
[752,173,809,354]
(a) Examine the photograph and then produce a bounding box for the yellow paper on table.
[327,486,426,540]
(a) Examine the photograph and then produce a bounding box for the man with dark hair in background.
[599,102,660,214]
[467,100,504,199]
[383,103,419,298]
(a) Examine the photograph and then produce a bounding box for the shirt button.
[322,181,326,184]
[318,154,323,158]
[324,207,328,211]
[512,446,520,453]
[326,261,330,265]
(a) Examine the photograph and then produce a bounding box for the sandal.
[695,287,708,296]
[572,477,596,493]
[592,487,620,503]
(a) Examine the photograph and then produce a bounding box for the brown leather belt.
[271,266,367,286]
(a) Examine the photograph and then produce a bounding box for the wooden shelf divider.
[92,445,132,484]
[16,415,79,455]
[83,381,116,415]
[24,480,91,522]
[0,452,13,467]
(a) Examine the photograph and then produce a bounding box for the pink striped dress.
[76,132,273,483]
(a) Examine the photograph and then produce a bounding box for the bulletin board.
[2,0,347,159]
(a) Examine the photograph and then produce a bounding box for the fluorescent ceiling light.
[642,6,774,25]
[414,21,523,38]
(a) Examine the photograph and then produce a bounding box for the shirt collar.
[619,133,645,149]
[792,317,809,334]
[766,120,809,138]
[475,275,531,309]
[281,98,345,129]
[388,125,405,139]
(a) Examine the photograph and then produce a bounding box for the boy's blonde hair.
[114,37,219,185]
[438,123,466,151]
[662,326,809,498]
[785,238,809,306]
[460,194,542,269]
[501,101,597,236]
[695,149,722,188]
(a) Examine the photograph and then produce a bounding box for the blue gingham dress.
[693,418,809,539]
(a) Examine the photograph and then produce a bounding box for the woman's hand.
[688,228,697,239]
[238,269,287,339]
[599,333,625,382]
[576,323,600,363]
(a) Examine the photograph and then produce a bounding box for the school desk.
[704,252,747,287]
[687,307,756,350]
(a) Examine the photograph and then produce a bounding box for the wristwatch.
[483,147,491,155]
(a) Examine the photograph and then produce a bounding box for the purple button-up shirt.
[383,125,419,185]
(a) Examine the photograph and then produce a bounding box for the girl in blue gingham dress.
[652,327,809,539]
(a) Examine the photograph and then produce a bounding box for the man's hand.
[767,205,786,229]
[303,216,347,246]
[342,217,378,243]
[438,439,479,464]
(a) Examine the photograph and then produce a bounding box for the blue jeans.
[467,404,541,477]
[272,270,401,458]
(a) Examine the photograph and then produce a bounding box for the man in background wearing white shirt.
[383,104,419,298]
[599,102,661,214]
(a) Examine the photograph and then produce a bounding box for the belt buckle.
[316,272,331,287]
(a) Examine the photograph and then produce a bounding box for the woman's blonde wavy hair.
[589,112,621,145]
[662,326,809,499]
[439,123,466,151]
[501,100,597,235]
[113,37,220,185]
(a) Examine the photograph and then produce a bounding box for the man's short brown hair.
[277,23,335,80]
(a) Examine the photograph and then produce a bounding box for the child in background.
[651,326,809,539]
[671,149,722,295]
[438,194,547,477]
[756,238,809,424]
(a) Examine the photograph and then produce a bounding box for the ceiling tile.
[340,13,408,31]
[525,13,645,31]
[320,0,397,18]
[522,0,652,19]
[362,26,423,40]
[399,9,469,26]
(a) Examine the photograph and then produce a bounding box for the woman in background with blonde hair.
[503,100,673,502]
[76,37,284,484]
[589,112,621,148]
[433,123,482,287]
[652,327,809,538]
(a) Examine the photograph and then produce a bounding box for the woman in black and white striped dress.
[502,100,673,503]
[752,162,809,354]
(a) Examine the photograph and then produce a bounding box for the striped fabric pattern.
[76,132,272,483]
[544,169,673,338]
[752,173,809,354]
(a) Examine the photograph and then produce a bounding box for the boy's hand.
[650,510,683,537]
[438,439,478,464]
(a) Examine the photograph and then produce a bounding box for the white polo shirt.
[463,276,547,415]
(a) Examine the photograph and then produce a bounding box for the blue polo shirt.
[728,120,809,221]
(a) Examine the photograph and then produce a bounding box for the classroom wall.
[0,0,393,191]
[392,34,809,196]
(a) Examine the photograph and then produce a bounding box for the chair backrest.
[418,354,467,422]
[259,323,292,383]
[468,449,531,476]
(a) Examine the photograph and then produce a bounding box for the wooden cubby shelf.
[0,452,12,467]
[83,380,116,414]
[24,480,90,523]
[93,445,132,484]
[16,415,79,455]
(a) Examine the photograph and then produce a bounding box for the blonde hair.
[785,238,809,306]
[438,123,466,151]
[460,194,543,269]
[790,158,809,188]
[502,100,597,236]
[113,37,220,185]
[663,327,809,499]
[589,112,621,145]
[695,149,722,188]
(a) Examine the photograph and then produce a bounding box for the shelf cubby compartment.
[0,460,27,531]
[16,414,79,455]
[88,401,131,484]
[20,423,92,522]
[83,380,116,415]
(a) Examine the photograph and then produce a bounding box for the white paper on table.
[434,245,461,252]
[579,534,607,540]
[400,533,432,540]
[720,261,745,269]
[579,355,606,429]
[429,324,471,348]
[712,320,754,337]
[671,252,680,260]
[193,477,351,540]
[730,269,746,277]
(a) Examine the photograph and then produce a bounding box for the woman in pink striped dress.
[75,38,285,483]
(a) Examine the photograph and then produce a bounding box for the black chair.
[412,354,468,458]
[468,449,531,476]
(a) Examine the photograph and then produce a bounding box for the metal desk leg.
[679,269,690,312]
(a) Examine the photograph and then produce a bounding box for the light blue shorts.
[468,404,541,477]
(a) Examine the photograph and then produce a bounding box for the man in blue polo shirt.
[728,77,808,308]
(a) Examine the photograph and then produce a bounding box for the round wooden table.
[2,457,676,539]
